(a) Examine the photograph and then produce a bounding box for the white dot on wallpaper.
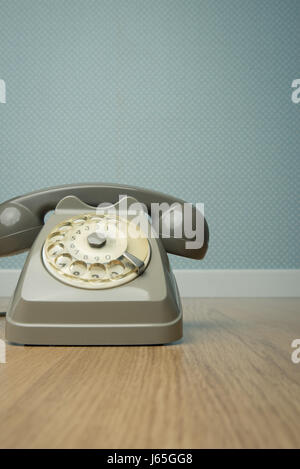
[0,1,299,270]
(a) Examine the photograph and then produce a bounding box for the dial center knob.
[87,232,107,248]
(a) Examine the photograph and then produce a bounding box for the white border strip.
[0,269,299,299]
[174,269,300,297]
[0,270,20,299]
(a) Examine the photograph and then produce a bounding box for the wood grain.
[0,297,300,449]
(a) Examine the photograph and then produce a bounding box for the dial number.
[70,261,87,277]
[108,260,125,279]
[89,263,106,280]
[55,254,72,269]
[48,243,64,257]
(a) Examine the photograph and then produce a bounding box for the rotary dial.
[42,213,151,289]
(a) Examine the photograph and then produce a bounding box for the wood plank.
[0,298,300,449]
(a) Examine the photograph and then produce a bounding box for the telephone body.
[0,184,208,345]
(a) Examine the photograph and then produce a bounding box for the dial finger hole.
[48,231,65,243]
[58,222,72,232]
[108,260,125,279]
[73,217,87,226]
[70,261,87,277]
[90,216,104,222]
[55,253,72,270]
[89,263,106,280]
[47,243,64,257]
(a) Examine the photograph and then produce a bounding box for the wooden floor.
[0,297,300,449]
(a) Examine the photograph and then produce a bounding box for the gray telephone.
[0,184,208,345]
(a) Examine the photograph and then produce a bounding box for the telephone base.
[6,314,182,346]
[5,195,184,346]
[6,266,183,345]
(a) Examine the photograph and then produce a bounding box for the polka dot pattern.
[0,1,299,270]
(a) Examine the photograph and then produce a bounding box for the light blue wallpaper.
[0,0,299,269]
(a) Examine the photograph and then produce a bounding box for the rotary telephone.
[0,184,208,345]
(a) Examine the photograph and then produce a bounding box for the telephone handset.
[0,184,208,345]
[0,183,208,258]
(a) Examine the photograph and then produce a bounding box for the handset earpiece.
[0,201,42,256]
